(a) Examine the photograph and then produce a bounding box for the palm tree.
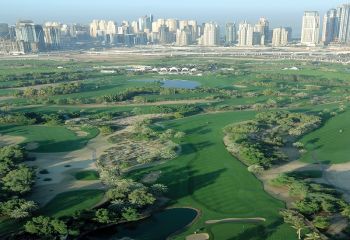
[280,210,306,240]
[304,232,321,240]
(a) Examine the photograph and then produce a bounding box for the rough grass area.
[0,125,99,153]
[300,110,350,164]
[40,190,105,217]
[75,170,100,180]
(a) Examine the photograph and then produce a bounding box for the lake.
[86,208,198,240]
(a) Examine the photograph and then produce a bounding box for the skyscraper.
[238,21,254,46]
[138,15,153,32]
[254,17,270,45]
[43,22,62,50]
[301,11,320,46]
[338,4,350,43]
[272,27,290,46]
[201,22,220,46]
[0,23,9,39]
[176,27,191,46]
[322,9,338,45]
[225,23,237,45]
[15,20,45,52]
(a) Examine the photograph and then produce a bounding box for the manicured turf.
[129,111,296,240]
[40,190,105,218]
[300,110,350,164]
[75,170,100,180]
[0,125,99,153]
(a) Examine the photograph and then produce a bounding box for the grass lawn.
[300,110,350,164]
[129,111,296,240]
[75,170,100,180]
[0,125,99,153]
[40,190,105,218]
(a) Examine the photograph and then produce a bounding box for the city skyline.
[1,0,346,33]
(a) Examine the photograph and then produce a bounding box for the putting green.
[130,111,296,240]
[300,110,350,164]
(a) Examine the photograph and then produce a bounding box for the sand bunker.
[186,233,209,240]
[0,135,25,147]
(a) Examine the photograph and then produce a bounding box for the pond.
[130,79,201,89]
[86,208,198,240]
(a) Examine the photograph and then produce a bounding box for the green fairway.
[300,110,350,164]
[40,190,105,218]
[75,170,100,180]
[129,111,296,240]
[0,125,99,153]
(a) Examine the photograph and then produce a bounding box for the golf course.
[1,57,350,239]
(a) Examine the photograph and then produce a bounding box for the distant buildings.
[322,9,338,44]
[43,22,62,50]
[176,27,192,46]
[338,4,350,44]
[301,11,320,46]
[15,20,45,52]
[272,27,290,46]
[9,4,350,55]
[254,17,270,45]
[225,23,237,45]
[238,21,254,46]
[0,23,9,39]
[200,22,220,46]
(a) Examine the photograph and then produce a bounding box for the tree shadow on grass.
[181,142,215,155]
[155,165,226,203]
[223,217,288,240]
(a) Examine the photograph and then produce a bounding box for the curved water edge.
[129,79,201,89]
[85,207,199,240]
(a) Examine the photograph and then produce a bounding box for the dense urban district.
[1,3,350,54]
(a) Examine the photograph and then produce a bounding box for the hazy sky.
[0,0,346,33]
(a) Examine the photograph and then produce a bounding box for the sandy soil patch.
[67,126,89,137]
[27,114,164,206]
[142,171,161,184]
[0,135,25,147]
[186,233,209,240]
[233,84,247,88]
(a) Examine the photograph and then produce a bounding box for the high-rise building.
[338,4,350,43]
[15,20,45,52]
[225,23,237,45]
[159,25,172,44]
[131,21,139,33]
[176,27,191,46]
[201,22,220,46]
[0,23,9,39]
[43,22,62,50]
[301,11,320,46]
[138,15,153,32]
[322,9,338,45]
[238,21,254,46]
[272,27,290,46]
[254,17,270,45]
[166,19,178,32]
[106,21,117,35]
